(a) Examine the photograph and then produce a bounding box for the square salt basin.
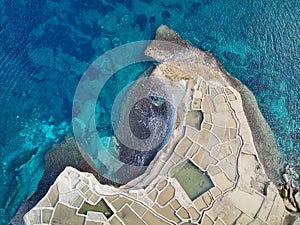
[172,160,214,201]
[185,110,203,130]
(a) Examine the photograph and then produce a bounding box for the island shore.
[22,25,300,224]
[10,135,118,225]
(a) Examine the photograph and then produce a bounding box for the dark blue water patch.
[106,0,133,10]
[186,2,201,17]
[148,16,155,24]
[139,0,152,3]
[0,53,42,140]
[222,51,246,67]
[64,6,109,37]
[134,14,148,31]
[4,1,46,29]
[161,10,171,20]
[3,1,48,47]
[32,24,95,62]
[67,16,102,38]
[70,0,114,14]
[161,2,183,10]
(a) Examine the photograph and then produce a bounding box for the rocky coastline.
[10,135,119,225]
[21,25,300,224]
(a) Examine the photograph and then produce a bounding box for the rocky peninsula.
[23,26,300,224]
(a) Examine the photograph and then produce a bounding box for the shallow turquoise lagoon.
[0,0,299,223]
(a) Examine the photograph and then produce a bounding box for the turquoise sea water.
[0,0,299,223]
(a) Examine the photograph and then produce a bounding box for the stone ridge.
[24,26,299,224]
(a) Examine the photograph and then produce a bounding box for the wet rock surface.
[129,97,170,140]
[114,75,176,167]
[279,165,300,213]
[120,96,172,166]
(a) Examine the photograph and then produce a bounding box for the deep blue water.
[0,0,299,223]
